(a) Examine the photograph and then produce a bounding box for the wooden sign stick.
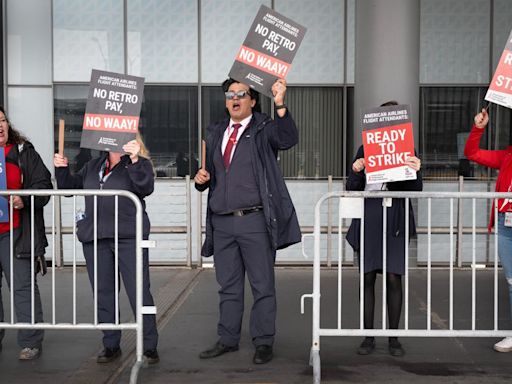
[58,119,65,156]
[201,140,206,169]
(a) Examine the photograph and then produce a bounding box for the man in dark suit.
[194,78,301,364]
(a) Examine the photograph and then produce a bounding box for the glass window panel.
[275,0,344,84]
[54,85,99,173]
[491,105,512,159]
[346,0,355,84]
[8,87,54,171]
[419,87,490,179]
[420,0,490,84]
[7,0,52,85]
[279,87,344,178]
[140,86,198,178]
[345,86,355,171]
[200,0,271,84]
[493,0,512,69]
[53,0,124,82]
[127,0,198,82]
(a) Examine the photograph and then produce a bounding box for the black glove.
[36,255,47,276]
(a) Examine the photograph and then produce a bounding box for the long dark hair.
[222,78,262,113]
[0,106,28,145]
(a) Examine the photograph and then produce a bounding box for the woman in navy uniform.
[53,135,159,364]
[346,101,422,357]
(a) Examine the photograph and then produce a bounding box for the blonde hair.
[136,132,151,159]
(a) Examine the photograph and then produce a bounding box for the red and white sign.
[228,5,306,98]
[362,105,416,184]
[81,69,144,152]
[486,29,512,109]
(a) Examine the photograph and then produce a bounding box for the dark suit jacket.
[196,110,301,257]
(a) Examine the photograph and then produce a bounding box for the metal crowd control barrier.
[301,190,512,384]
[0,189,154,384]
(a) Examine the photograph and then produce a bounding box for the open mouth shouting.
[225,85,256,121]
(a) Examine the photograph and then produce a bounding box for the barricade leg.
[130,360,143,384]
[310,348,321,384]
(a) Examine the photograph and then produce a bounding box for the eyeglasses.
[225,90,249,100]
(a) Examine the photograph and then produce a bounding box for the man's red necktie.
[223,123,241,168]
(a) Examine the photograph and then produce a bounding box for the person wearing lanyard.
[194,78,301,364]
[465,108,512,353]
[53,136,159,364]
[346,100,422,357]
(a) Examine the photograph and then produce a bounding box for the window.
[141,86,198,177]
[419,87,489,178]
[280,87,344,178]
[54,85,95,173]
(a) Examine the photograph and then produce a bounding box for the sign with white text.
[362,104,416,184]
[486,29,512,109]
[81,69,145,152]
[228,5,307,98]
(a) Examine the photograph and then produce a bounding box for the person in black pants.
[53,136,159,364]
[0,106,52,361]
[194,78,301,364]
[346,101,423,357]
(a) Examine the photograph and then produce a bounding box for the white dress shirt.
[221,114,252,163]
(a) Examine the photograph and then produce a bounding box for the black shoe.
[388,338,404,357]
[97,347,122,363]
[199,342,238,359]
[144,349,160,364]
[253,345,273,364]
[357,337,375,355]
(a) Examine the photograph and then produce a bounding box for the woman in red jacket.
[464,108,512,353]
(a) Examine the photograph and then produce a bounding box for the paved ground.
[1,267,512,384]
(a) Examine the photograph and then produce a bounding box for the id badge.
[505,212,512,227]
[382,198,392,207]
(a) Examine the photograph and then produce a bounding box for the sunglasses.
[225,90,250,100]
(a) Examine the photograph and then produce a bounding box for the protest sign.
[0,148,7,222]
[361,104,416,184]
[228,5,306,98]
[81,69,144,152]
[485,29,512,109]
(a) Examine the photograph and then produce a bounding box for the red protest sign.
[486,29,512,109]
[361,104,416,184]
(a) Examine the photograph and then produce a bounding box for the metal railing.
[50,176,192,267]
[301,190,512,384]
[0,189,154,384]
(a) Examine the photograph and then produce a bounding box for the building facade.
[3,0,512,263]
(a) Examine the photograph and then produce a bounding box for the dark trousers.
[212,211,276,347]
[0,229,44,348]
[82,238,158,351]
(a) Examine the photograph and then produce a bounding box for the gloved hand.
[36,255,47,276]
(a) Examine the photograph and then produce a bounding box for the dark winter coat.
[55,152,154,242]
[346,145,422,275]
[6,142,52,259]
[196,110,301,257]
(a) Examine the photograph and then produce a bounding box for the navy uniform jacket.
[196,110,301,257]
[56,152,154,242]
[345,145,422,274]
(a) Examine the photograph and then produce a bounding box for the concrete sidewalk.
[1,267,512,384]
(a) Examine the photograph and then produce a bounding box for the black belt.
[227,207,263,217]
